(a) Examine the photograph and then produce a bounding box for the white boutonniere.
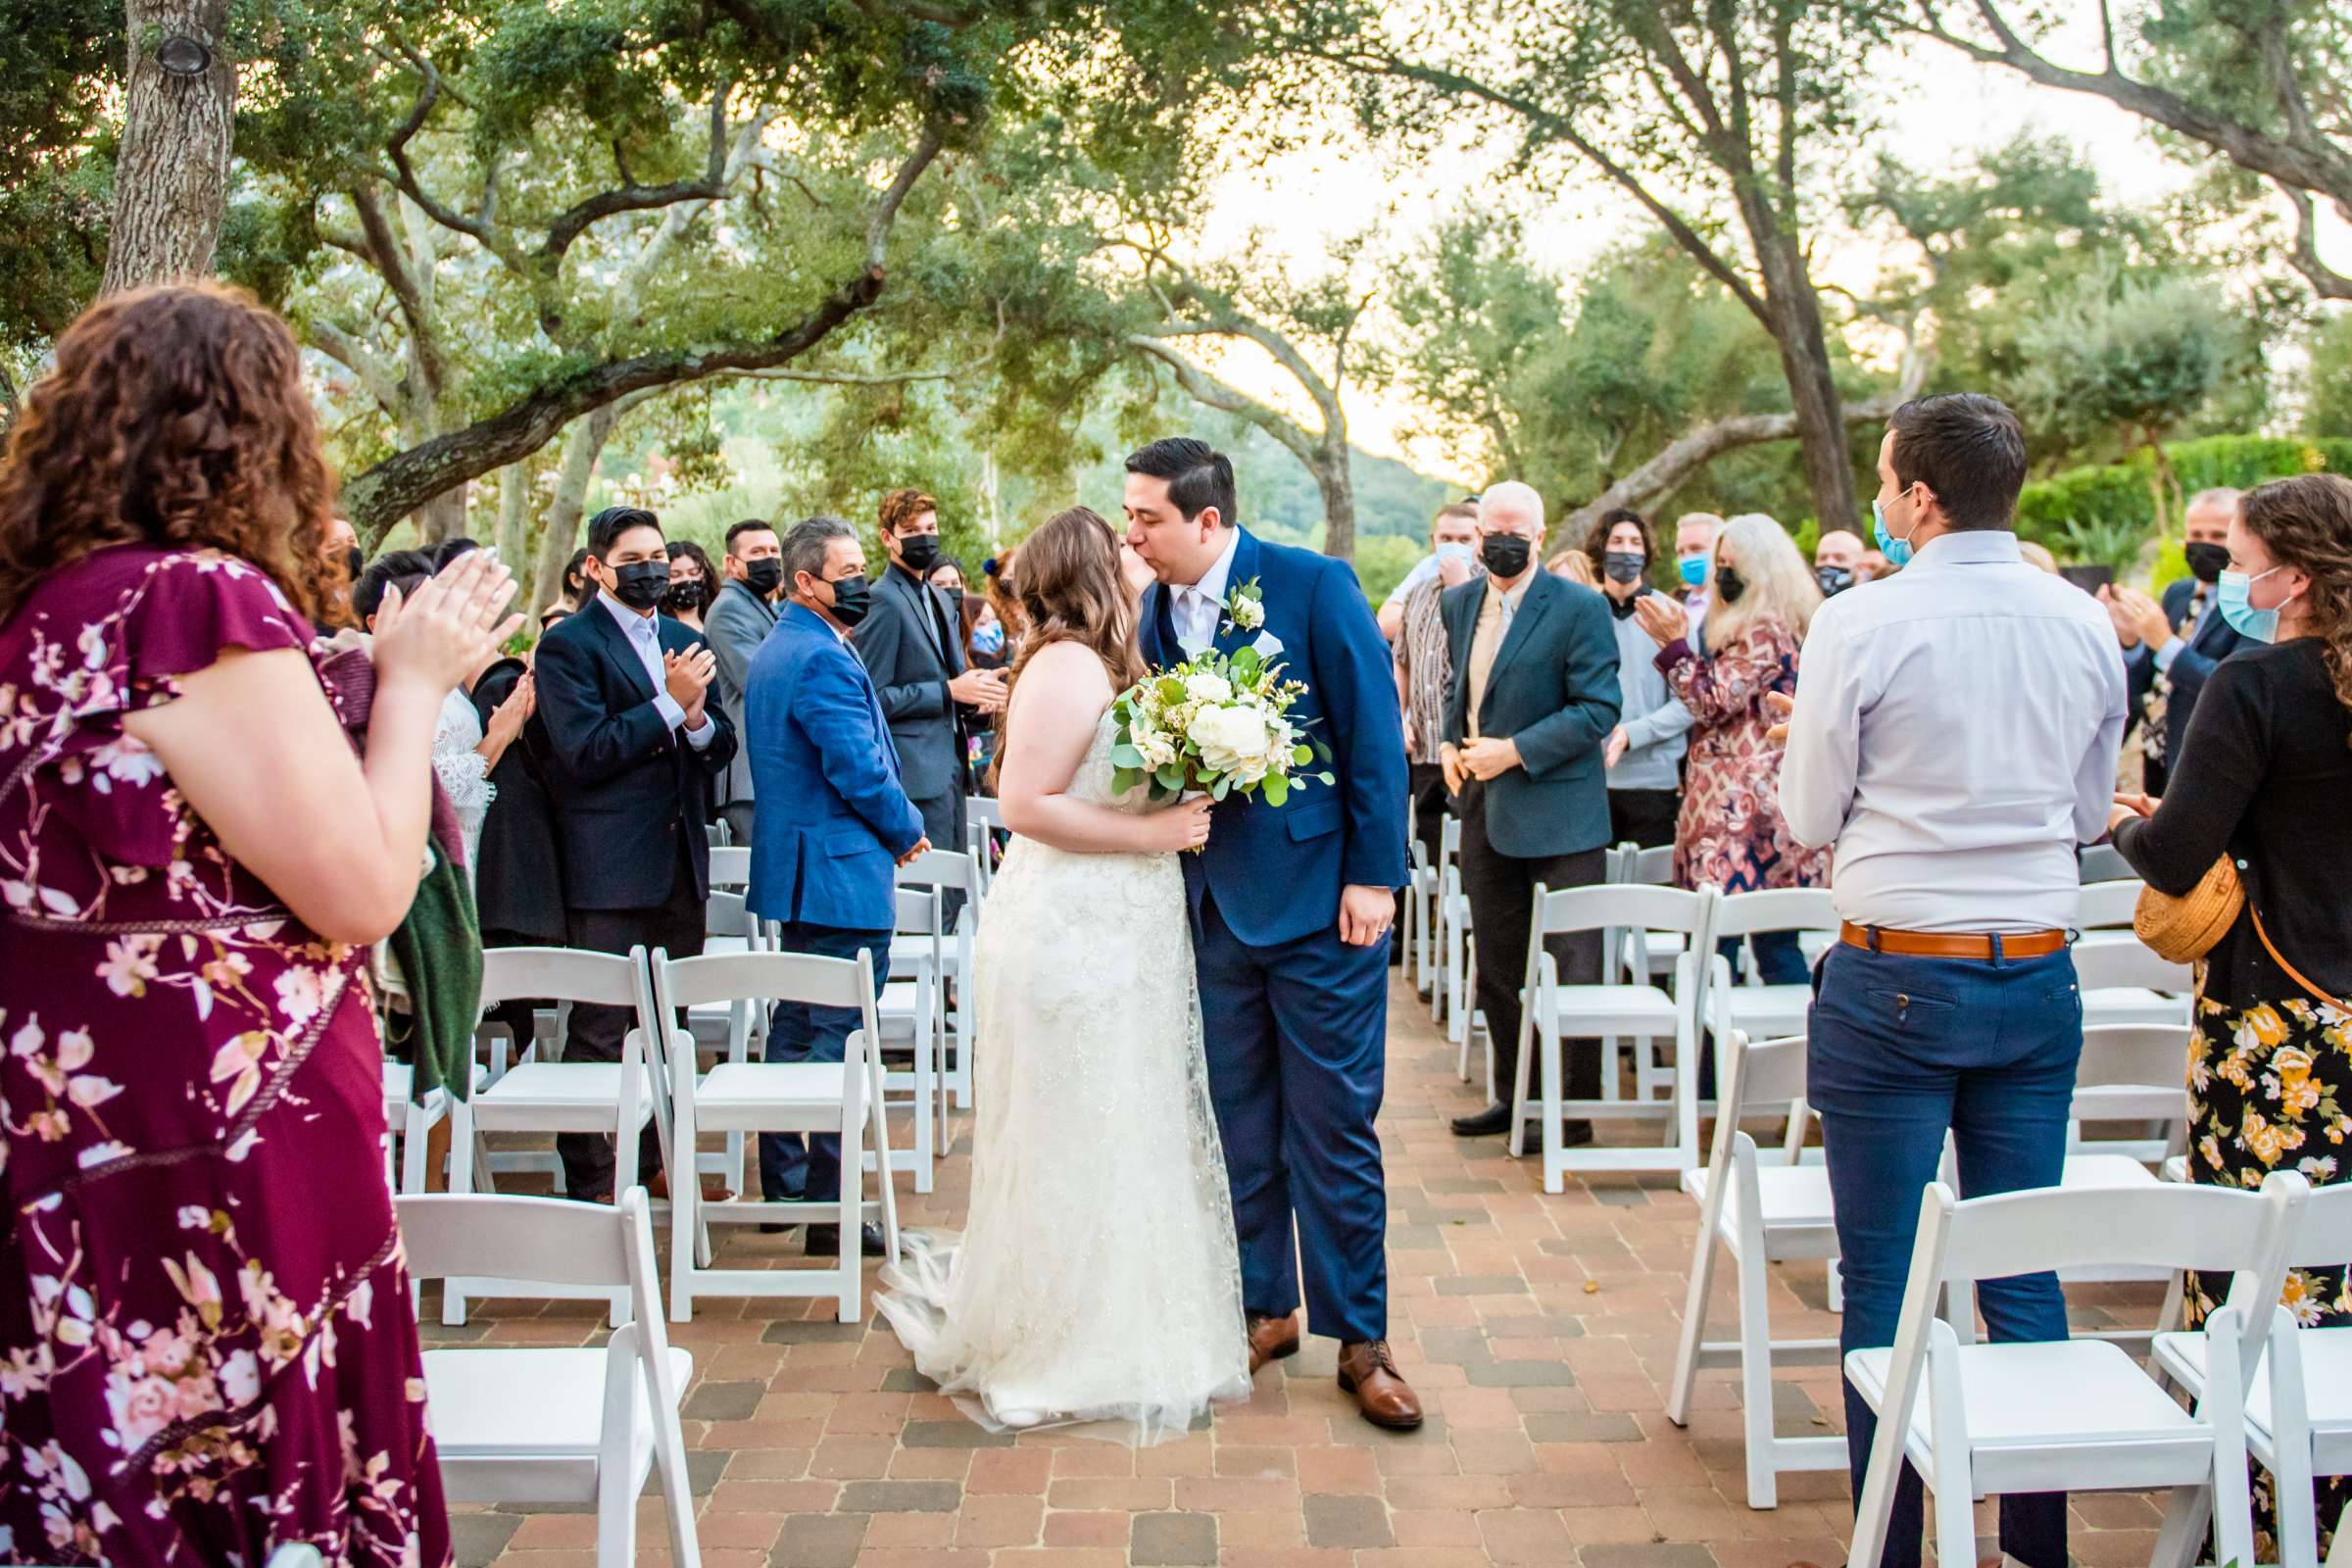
[1221,577,1266,636]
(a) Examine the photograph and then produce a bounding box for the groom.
[1126,437,1419,1430]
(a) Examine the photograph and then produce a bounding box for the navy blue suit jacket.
[745,604,926,933]
[530,599,737,910]
[1139,529,1409,946]
[1440,571,1621,860]
[2126,576,2249,776]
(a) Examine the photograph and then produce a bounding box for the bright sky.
[1179,25,2352,484]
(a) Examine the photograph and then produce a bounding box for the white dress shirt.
[1779,530,2126,933]
[1172,527,1243,657]
[598,592,715,750]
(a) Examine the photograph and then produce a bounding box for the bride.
[876,506,1250,1443]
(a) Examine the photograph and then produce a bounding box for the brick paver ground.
[446,971,2173,1568]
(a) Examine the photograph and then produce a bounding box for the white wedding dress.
[876,705,1250,1444]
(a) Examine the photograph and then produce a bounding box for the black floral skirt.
[2182,987,2352,1562]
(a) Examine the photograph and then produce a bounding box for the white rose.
[1230,595,1265,630]
[1190,704,1272,784]
[1135,731,1177,769]
[1183,671,1233,706]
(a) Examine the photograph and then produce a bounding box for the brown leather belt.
[1838,922,2068,960]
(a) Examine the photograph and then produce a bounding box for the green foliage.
[2013,434,2352,552]
[2010,270,2260,458]
[2307,312,2352,437]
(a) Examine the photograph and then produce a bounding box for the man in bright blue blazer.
[746,516,927,1255]
[1126,438,1418,1429]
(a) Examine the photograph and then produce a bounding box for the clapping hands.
[663,647,717,722]
[371,549,524,694]
[1632,592,1689,648]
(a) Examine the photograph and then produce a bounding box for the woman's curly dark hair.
[2242,472,2352,748]
[0,282,341,623]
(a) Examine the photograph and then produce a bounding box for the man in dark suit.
[1438,480,1622,1144]
[746,515,927,1256]
[707,517,784,844]
[1128,438,1417,1428]
[532,505,737,1201]
[852,489,1005,910]
[2102,487,2250,796]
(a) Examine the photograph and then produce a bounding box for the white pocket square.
[1251,630,1285,658]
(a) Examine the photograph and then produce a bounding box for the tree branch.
[349,182,447,402]
[380,43,517,266]
[538,86,734,264]
[307,319,409,417]
[1128,336,1322,471]
[2279,181,2352,301]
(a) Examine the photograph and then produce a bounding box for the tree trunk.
[1317,441,1357,563]
[101,0,235,295]
[414,485,469,548]
[530,405,621,614]
[1745,220,1859,533]
[493,462,532,574]
[2143,423,2181,537]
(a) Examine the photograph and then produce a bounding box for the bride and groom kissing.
[875,437,1420,1440]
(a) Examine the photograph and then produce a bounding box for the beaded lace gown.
[877,705,1250,1444]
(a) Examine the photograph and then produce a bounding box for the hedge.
[2014,435,2352,556]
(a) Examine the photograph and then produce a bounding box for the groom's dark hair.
[1125,437,1237,530]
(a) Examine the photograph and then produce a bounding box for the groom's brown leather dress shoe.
[1337,1340,1424,1430]
[1247,1312,1300,1375]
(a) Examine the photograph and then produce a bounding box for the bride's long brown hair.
[991,507,1147,781]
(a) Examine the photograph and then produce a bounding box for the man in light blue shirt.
[1780,394,2126,1568]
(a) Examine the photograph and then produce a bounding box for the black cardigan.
[468,657,569,944]
[2114,638,2352,1006]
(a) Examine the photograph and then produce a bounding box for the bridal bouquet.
[1108,644,1333,808]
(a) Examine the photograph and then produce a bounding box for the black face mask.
[1479,534,1533,579]
[897,533,942,575]
[343,545,366,581]
[1714,566,1748,605]
[1602,551,1645,585]
[2183,541,2231,584]
[941,585,965,614]
[1815,564,1854,598]
[610,560,670,612]
[825,572,872,627]
[741,558,784,598]
[662,578,706,614]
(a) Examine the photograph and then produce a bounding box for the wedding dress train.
[876,709,1250,1444]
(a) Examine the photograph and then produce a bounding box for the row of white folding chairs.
[438,943,898,1325]
[403,1188,699,1568]
[1666,1024,2200,1509]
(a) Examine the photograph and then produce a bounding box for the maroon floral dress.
[0,547,448,1565]
[1658,617,1831,894]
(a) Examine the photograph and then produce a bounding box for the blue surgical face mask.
[971,618,1005,656]
[1435,541,1477,565]
[1677,556,1708,588]
[1872,497,1918,569]
[2217,565,2291,644]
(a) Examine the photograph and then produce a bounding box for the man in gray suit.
[854,489,1004,900]
[1439,481,1622,1143]
[707,517,784,844]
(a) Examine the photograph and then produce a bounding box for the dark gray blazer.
[705,577,779,812]
[1441,570,1622,860]
[851,564,966,807]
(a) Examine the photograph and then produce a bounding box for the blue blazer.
[2126,576,2250,776]
[1139,529,1409,946]
[745,604,926,933]
[531,600,737,910]
[1439,570,1621,859]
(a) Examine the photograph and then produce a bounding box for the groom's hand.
[1339,884,1392,948]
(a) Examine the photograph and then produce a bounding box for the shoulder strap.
[2248,902,2346,1014]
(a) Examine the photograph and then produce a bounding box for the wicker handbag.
[2132,856,2243,964]
[2135,856,2347,1011]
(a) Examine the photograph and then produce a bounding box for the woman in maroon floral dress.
[0,285,518,1565]
[1635,513,1832,983]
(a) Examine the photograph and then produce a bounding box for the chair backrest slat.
[399,1191,633,1288]
[1939,1177,2302,1283]
[1537,882,1708,938]
[2073,1024,2192,1095]
[2075,879,2145,930]
[896,849,974,892]
[478,947,642,1009]
[2070,934,2193,994]
[1727,1032,1809,1109]
[658,948,871,1010]
[2289,1181,2352,1267]
[708,844,753,890]
[1712,887,1839,940]
[1623,845,1675,887]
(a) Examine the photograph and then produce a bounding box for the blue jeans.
[760,922,891,1204]
[1807,940,2082,1568]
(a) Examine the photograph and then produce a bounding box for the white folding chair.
[1437,814,1470,1039]
[707,843,752,893]
[1510,882,1714,1184]
[690,890,769,1197]
[966,796,1005,897]
[2063,1021,2192,1186]
[1845,1175,2308,1568]
[2078,842,2132,884]
[2077,878,2145,932]
[897,848,978,1113]
[2153,1180,2352,1568]
[1704,888,1840,1080]
[878,884,941,1193]
[1606,842,1684,988]
[1404,833,1439,1000]
[2074,929,2196,1030]
[656,948,899,1323]
[381,1060,459,1198]
[1665,1031,1842,1507]
[402,1189,698,1568]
